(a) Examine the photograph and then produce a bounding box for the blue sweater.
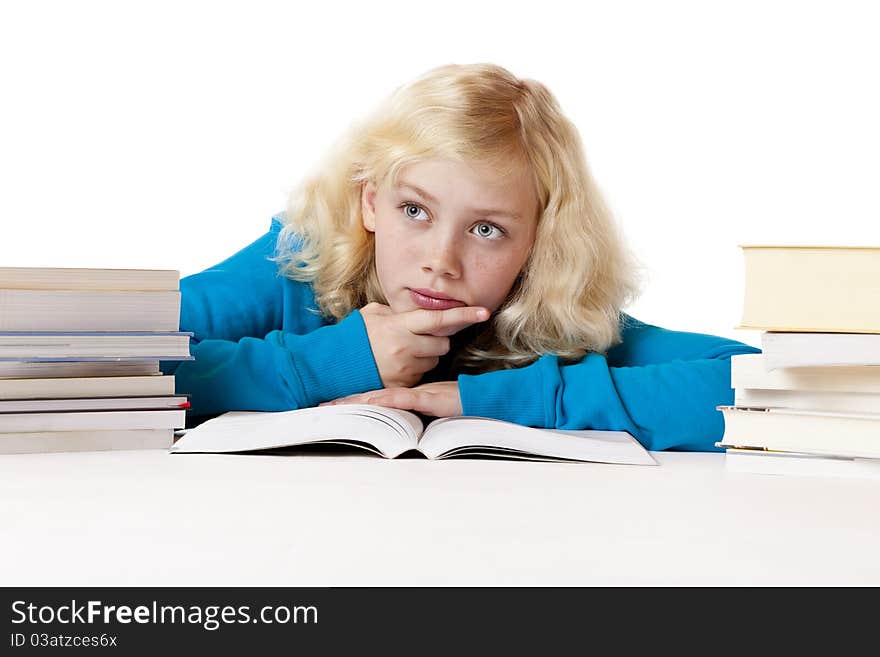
[160,213,761,452]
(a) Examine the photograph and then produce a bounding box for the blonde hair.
[271,62,647,375]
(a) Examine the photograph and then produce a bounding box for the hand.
[319,381,463,418]
[359,302,489,389]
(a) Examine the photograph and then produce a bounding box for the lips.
[408,288,465,311]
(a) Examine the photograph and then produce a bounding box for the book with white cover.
[0,375,175,400]
[734,388,880,414]
[0,360,161,378]
[170,404,657,465]
[724,447,880,481]
[731,353,880,392]
[0,332,193,360]
[0,267,179,291]
[731,353,880,412]
[0,395,189,413]
[0,429,173,455]
[716,405,880,459]
[0,409,186,433]
[0,289,181,331]
[760,332,880,370]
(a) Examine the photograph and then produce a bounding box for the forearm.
[459,352,749,452]
[171,311,383,417]
[562,354,738,452]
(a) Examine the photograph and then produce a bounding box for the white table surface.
[2,448,879,586]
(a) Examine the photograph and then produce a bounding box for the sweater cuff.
[457,355,556,427]
[289,309,382,406]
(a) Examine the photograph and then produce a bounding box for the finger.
[404,306,490,336]
[410,334,451,357]
[360,388,451,417]
[413,355,441,372]
[319,394,369,406]
[365,388,421,410]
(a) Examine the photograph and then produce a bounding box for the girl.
[160,62,761,452]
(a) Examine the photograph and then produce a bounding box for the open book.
[169,404,657,465]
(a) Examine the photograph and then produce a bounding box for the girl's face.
[361,158,540,318]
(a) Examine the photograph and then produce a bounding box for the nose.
[421,231,462,279]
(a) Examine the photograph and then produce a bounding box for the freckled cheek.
[474,254,521,279]
[377,236,420,281]
[400,239,422,259]
[469,256,522,304]
[395,244,422,276]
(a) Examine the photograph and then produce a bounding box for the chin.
[387,298,409,314]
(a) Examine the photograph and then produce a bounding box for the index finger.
[404,306,490,336]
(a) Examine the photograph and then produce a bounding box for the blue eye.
[400,202,428,221]
[399,202,506,240]
[471,222,505,240]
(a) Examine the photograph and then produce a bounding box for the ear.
[361,180,377,233]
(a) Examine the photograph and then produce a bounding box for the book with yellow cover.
[737,245,880,333]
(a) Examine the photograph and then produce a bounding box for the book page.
[170,404,423,458]
[418,416,656,464]
[438,446,626,463]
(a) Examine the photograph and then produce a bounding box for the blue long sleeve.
[163,212,761,451]
[160,214,382,419]
[457,316,762,452]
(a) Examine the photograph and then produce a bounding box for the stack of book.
[0,267,193,454]
[716,244,880,479]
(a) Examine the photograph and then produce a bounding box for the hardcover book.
[737,244,880,333]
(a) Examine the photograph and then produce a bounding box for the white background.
[2,0,878,349]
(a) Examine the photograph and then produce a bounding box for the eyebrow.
[396,181,522,221]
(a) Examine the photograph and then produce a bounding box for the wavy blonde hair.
[271,62,647,375]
